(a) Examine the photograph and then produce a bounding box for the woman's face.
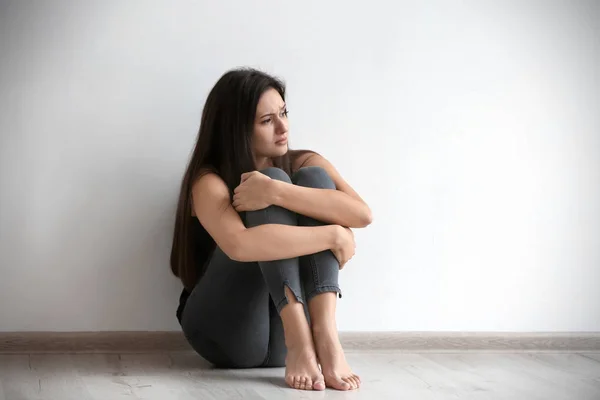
[252,88,289,160]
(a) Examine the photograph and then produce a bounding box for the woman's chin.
[257,147,288,160]
[272,146,289,157]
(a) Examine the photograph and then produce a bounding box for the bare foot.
[285,345,325,391]
[312,325,361,390]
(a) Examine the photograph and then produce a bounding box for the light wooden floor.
[1,351,599,400]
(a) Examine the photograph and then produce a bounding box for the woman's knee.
[292,166,336,190]
[259,167,292,183]
[245,168,296,228]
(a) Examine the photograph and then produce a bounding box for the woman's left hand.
[233,171,276,212]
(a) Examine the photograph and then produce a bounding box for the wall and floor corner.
[1,1,599,348]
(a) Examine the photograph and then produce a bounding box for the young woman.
[170,68,372,391]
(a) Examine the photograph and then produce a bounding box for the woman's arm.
[233,224,339,262]
[193,172,343,262]
[270,153,373,228]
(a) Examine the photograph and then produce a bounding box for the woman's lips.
[275,138,288,145]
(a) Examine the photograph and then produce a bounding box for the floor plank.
[1,351,599,399]
[29,354,93,400]
[0,355,43,400]
[581,353,600,363]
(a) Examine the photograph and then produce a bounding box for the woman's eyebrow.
[259,104,286,119]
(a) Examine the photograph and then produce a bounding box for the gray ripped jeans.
[180,166,342,368]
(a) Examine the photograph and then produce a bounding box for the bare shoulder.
[289,149,319,171]
[190,171,229,217]
[192,171,226,191]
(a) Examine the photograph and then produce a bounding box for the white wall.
[1,0,599,332]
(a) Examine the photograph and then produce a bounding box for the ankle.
[311,321,338,338]
[285,334,315,351]
[282,316,314,349]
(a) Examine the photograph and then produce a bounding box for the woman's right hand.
[332,225,356,269]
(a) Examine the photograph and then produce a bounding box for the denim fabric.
[180,166,342,368]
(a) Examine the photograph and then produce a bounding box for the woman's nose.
[275,117,287,133]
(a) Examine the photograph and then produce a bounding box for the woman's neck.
[254,156,273,170]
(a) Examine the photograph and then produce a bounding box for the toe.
[349,375,360,388]
[296,377,304,390]
[329,376,351,391]
[343,377,356,390]
[299,377,307,390]
[285,375,294,388]
[305,377,313,390]
[314,379,326,391]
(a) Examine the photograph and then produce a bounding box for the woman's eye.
[261,118,272,125]
[280,109,289,118]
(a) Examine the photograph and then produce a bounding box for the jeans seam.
[306,285,342,301]
[311,255,319,286]
[260,345,272,367]
[275,281,304,313]
[275,296,288,311]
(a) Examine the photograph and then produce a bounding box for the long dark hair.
[170,68,309,291]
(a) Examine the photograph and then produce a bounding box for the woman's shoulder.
[192,166,222,185]
[190,168,226,217]
[289,149,319,171]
